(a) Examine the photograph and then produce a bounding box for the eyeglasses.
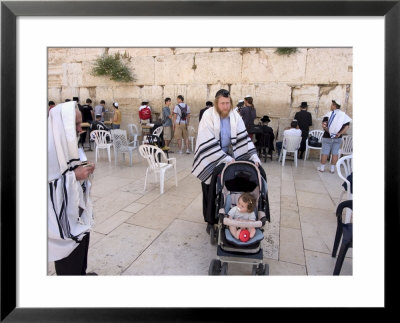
[215,89,230,98]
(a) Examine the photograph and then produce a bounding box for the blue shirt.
[162,106,172,127]
[220,117,231,154]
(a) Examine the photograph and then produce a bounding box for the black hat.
[261,115,271,123]
[73,96,79,102]
[299,102,309,108]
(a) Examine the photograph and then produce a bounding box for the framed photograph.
[1,0,398,320]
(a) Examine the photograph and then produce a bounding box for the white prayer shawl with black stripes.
[192,107,260,184]
[48,102,93,262]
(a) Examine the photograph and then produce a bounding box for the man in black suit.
[294,101,312,159]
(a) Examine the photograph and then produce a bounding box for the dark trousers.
[55,233,90,275]
[300,129,309,152]
[201,182,210,222]
[79,132,87,147]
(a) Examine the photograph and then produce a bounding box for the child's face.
[237,198,249,213]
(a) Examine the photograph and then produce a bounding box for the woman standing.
[192,89,261,227]
[240,95,257,138]
[111,102,121,129]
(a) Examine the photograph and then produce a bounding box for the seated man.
[255,115,275,158]
[275,120,302,156]
[91,114,109,131]
[90,114,111,142]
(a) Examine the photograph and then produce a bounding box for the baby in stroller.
[208,161,270,275]
[228,192,257,241]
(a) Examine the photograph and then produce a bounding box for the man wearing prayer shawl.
[48,101,96,275]
[317,99,352,174]
[192,89,261,232]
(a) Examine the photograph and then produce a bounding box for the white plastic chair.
[336,154,353,203]
[187,125,196,152]
[304,130,324,161]
[329,134,353,162]
[139,145,177,194]
[127,123,140,147]
[336,155,353,223]
[278,135,302,167]
[142,126,164,145]
[90,130,113,163]
[339,135,353,158]
[110,129,138,166]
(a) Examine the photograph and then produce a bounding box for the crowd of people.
[47,89,351,275]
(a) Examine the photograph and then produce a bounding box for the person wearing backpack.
[173,95,191,154]
[139,99,152,124]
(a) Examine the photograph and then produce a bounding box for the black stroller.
[208,161,270,275]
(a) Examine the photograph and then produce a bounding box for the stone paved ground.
[48,143,352,276]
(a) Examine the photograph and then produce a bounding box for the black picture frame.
[1,0,398,321]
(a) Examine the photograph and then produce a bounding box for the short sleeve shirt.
[228,206,256,221]
[174,103,191,124]
[162,106,172,127]
[283,128,302,137]
[80,105,93,122]
[94,105,106,121]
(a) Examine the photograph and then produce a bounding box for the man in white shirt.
[275,120,302,156]
[317,99,351,173]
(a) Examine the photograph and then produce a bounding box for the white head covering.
[48,101,81,182]
[48,102,93,262]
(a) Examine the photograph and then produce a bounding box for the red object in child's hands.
[239,229,250,242]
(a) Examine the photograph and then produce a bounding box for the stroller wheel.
[210,226,217,246]
[208,259,222,275]
[220,263,228,275]
[253,264,269,275]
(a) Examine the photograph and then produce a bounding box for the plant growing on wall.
[240,47,261,55]
[91,52,136,83]
[275,47,298,56]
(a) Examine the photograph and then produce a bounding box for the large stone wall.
[48,47,353,137]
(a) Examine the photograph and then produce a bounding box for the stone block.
[174,47,211,55]
[109,47,172,57]
[193,52,242,84]
[48,48,69,65]
[207,83,229,102]
[317,85,347,119]
[279,227,305,265]
[114,85,140,99]
[79,88,91,102]
[95,86,115,106]
[62,63,82,87]
[242,48,307,83]
[61,87,79,102]
[230,84,255,103]
[155,54,195,85]
[185,84,208,113]
[48,64,63,88]
[291,85,320,109]
[163,85,189,104]
[48,87,61,104]
[345,84,353,118]
[305,48,353,84]
[254,83,292,118]
[128,56,155,85]
[66,48,105,63]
